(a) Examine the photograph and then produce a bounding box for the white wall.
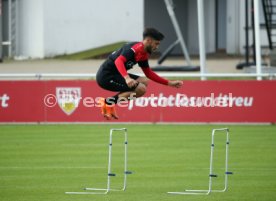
[43,0,144,57]
[17,0,144,58]
[18,0,44,58]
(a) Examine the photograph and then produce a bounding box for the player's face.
[145,38,161,54]
[150,39,160,52]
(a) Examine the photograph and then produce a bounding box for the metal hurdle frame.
[66,128,132,195]
[168,128,233,195]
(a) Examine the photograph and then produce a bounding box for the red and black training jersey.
[108,42,150,70]
[102,41,169,85]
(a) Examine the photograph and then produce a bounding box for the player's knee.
[139,77,148,87]
[135,83,147,97]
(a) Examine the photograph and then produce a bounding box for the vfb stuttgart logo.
[56,87,81,115]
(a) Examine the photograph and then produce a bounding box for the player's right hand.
[168,80,183,88]
[124,76,139,88]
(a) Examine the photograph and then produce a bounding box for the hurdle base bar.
[168,171,233,195]
[65,170,133,195]
[65,183,132,195]
[85,187,125,192]
[66,188,111,195]
[65,190,108,195]
[168,188,232,195]
[168,190,211,195]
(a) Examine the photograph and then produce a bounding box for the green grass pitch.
[0,124,276,201]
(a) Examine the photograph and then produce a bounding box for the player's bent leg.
[104,83,146,120]
[116,83,147,100]
[97,73,147,120]
[118,91,136,102]
[134,83,147,97]
[136,77,148,87]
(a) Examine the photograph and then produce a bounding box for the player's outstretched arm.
[142,67,183,88]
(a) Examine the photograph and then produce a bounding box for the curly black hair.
[143,28,165,41]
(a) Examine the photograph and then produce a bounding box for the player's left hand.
[168,80,183,88]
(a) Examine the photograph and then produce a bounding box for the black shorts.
[96,60,140,92]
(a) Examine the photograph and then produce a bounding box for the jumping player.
[96,28,183,120]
